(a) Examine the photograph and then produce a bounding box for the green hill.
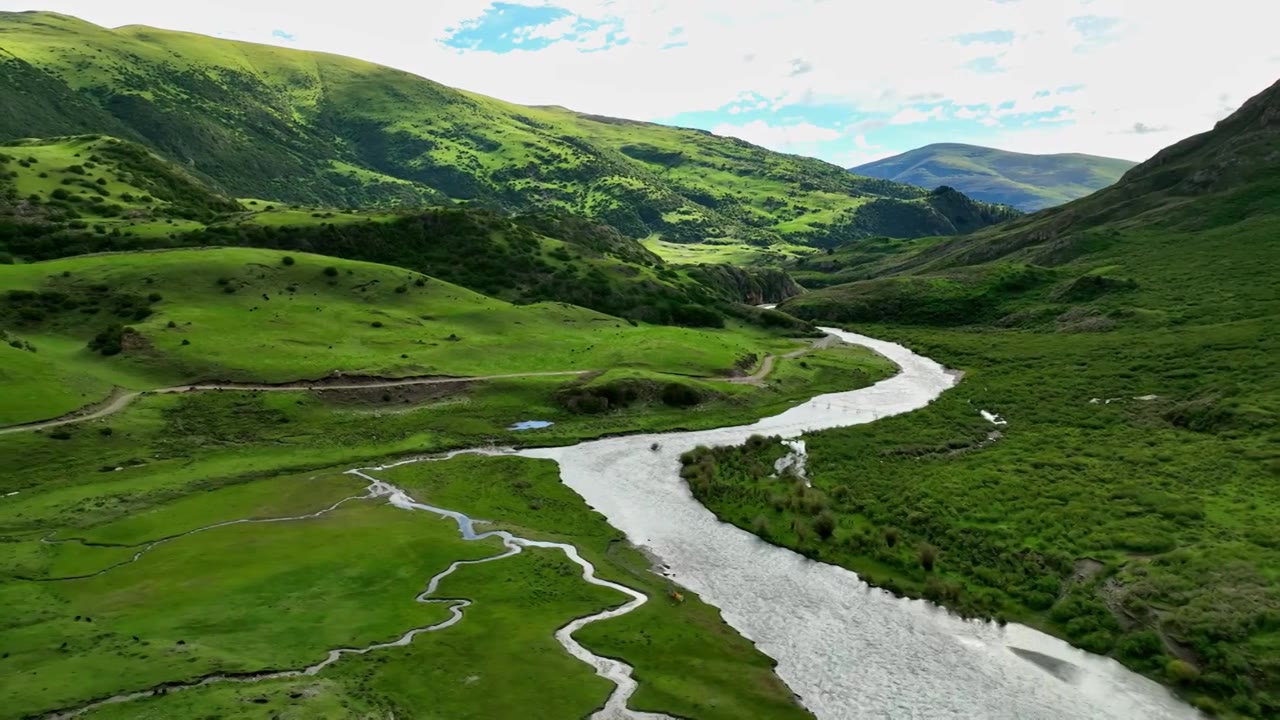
[0,135,814,328]
[0,11,1016,249]
[850,143,1137,211]
[749,79,1280,717]
[0,246,810,426]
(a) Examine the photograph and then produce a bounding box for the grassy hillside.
[0,135,240,224]
[850,143,1137,211]
[715,79,1280,717]
[0,136,814,328]
[0,247,813,426]
[0,11,1017,248]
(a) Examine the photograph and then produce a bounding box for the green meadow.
[0,246,810,425]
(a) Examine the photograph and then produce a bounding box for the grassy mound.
[0,247,799,425]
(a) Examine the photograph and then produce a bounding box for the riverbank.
[524,327,1201,720]
[689,322,1272,718]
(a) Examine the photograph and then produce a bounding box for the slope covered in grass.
[725,79,1280,717]
[0,135,239,223]
[0,247,801,425]
[1,139,812,327]
[850,143,1137,211]
[0,11,1017,248]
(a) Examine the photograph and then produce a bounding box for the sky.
[6,0,1280,167]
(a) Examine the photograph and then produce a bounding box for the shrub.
[98,427,113,436]
[918,543,938,572]
[371,321,384,328]
[323,266,339,277]
[660,382,703,408]
[147,293,162,303]
[87,325,134,356]
[752,515,770,538]
[813,510,837,540]
[181,339,191,346]
[281,256,295,266]
[1166,660,1200,685]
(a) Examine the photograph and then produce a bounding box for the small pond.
[509,420,554,431]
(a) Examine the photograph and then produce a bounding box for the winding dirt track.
[3,336,839,436]
[727,334,841,386]
[0,371,590,437]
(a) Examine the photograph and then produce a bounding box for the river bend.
[523,328,1201,720]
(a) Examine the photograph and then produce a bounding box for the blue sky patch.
[953,29,1014,45]
[964,56,1005,74]
[442,2,626,53]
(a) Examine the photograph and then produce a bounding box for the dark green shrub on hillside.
[670,303,724,328]
[660,382,704,407]
[87,324,134,356]
[281,256,295,266]
[323,266,338,277]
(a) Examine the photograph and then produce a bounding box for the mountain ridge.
[0,11,1018,248]
[850,142,1137,211]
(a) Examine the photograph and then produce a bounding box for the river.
[523,328,1202,720]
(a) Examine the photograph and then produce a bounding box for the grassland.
[643,237,819,266]
[5,453,810,719]
[0,11,1017,249]
[0,246,814,425]
[850,143,1137,211]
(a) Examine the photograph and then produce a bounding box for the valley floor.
[0,341,892,719]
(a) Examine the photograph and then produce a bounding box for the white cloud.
[888,105,945,125]
[14,0,1280,162]
[710,120,843,150]
[526,15,578,41]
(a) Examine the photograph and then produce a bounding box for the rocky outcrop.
[684,264,804,305]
